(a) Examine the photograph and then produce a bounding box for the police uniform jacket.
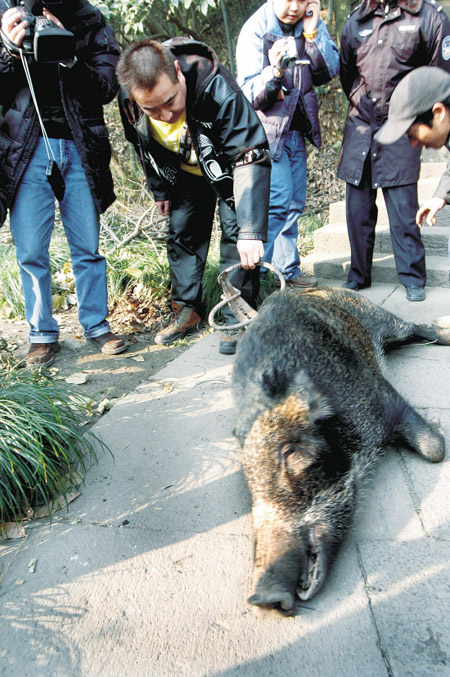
[338,0,450,188]
[0,0,120,225]
[119,38,270,243]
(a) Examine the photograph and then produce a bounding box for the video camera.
[279,36,311,70]
[1,0,75,63]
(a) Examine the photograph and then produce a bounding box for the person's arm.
[417,161,450,226]
[0,5,29,80]
[339,23,360,101]
[421,6,450,72]
[207,77,271,267]
[304,19,339,86]
[236,22,284,112]
[63,16,121,105]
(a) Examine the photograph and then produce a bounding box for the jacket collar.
[358,0,423,20]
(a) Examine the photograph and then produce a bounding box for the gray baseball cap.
[375,66,450,145]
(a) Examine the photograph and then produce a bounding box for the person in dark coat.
[376,65,450,325]
[117,38,270,355]
[338,0,450,302]
[0,0,127,366]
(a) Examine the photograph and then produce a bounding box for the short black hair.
[117,40,177,95]
[413,96,450,127]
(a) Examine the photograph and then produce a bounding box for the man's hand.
[416,197,447,227]
[236,239,264,270]
[1,7,28,47]
[303,0,320,35]
[42,8,65,30]
[268,39,288,78]
[155,200,170,217]
[1,7,65,49]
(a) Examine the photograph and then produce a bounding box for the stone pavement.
[1,281,450,676]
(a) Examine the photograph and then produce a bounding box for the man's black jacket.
[119,38,270,242]
[0,0,120,224]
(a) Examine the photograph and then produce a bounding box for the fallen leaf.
[28,558,38,573]
[65,372,88,385]
[0,523,26,540]
[32,489,81,518]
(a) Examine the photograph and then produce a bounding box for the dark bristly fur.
[232,287,448,616]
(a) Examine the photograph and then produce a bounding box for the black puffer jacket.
[0,0,120,225]
[338,0,450,188]
[119,38,270,242]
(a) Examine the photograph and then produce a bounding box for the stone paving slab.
[1,284,450,676]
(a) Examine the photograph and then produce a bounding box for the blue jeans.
[10,138,110,343]
[262,130,307,281]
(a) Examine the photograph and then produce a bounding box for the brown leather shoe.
[26,342,60,367]
[288,274,318,289]
[273,274,318,289]
[155,302,201,345]
[88,332,128,355]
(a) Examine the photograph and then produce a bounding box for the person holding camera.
[236,0,339,289]
[338,0,450,302]
[0,0,127,366]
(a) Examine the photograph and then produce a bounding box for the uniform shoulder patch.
[443,35,450,60]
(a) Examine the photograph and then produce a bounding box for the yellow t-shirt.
[150,112,202,176]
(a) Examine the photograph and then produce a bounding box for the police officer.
[338,0,450,301]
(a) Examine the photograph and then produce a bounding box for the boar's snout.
[247,527,329,616]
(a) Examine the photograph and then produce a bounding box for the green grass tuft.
[0,365,107,527]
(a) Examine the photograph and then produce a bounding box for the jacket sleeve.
[236,20,283,111]
[211,84,270,241]
[65,20,121,105]
[339,21,360,101]
[304,20,339,87]
[421,6,450,72]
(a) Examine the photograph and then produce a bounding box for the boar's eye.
[281,443,316,477]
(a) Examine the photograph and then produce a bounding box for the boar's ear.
[291,371,333,423]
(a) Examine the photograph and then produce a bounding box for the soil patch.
[0,301,209,428]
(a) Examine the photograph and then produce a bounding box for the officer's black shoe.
[341,280,370,291]
[406,285,426,302]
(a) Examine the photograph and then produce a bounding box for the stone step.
[301,252,450,287]
[313,223,450,256]
[308,162,450,286]
[419,162,447,178]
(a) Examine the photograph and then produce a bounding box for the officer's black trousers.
[345,158,426,288]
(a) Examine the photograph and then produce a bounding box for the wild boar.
[232,287,448,616]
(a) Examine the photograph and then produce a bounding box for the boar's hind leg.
[396,402,445,463]
[411,324,450,346]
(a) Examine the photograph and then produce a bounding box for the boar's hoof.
[247,590,297,616]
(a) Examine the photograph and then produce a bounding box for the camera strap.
[19,50,66,201]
